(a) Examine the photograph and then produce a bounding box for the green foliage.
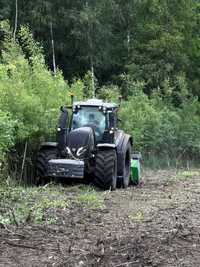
[176,99,200,156]
[120,80,200,159]
[0,22,84,158]
[127,0,197,95]
[82,71,95,99]
[177,170,200,178]
[0,14,200,170]
[120,91,161,152]
[0,0,200,98]
[129,210,144,223]
[97,84,120,102]
[76,186,105,209]
[0,184,69,225]
[119,74,145,98]
[0,25,65,140]
[0,111,15,159]
[0,184,105,225]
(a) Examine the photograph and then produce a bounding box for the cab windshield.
[71,107,106,141]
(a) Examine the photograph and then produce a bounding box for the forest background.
[0,0,200,175]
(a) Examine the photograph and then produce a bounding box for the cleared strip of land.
[1,169,200,266]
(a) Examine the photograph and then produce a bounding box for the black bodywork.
[40,99,132,180]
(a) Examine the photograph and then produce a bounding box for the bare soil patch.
[1,169,200,266]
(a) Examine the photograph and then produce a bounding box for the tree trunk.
[91,57,95,98]
[50,22,56,74]
[13,0,18,41]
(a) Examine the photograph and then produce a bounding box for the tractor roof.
[73,99,118,109]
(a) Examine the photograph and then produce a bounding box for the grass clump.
[129,210,145,223]
[0,184,69,225]
[75,186,105,210]
[0,183,106,226]
[177,170,200,179]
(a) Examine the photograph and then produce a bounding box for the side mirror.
[70,92,74,106]
[58,107,68,127]
[60,106,67,112]
[118,95,122,107]
[109,113,116,128]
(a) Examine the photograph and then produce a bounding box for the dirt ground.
[1,169,200,267]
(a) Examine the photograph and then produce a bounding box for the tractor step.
[47,159,84,179]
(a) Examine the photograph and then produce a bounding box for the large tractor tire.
[35,148,57,185]
[94,149,117,190]
[122,142,132,188]
[117,142,132,188]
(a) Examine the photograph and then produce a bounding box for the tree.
[0,0,200,100]
[127,0,197,96]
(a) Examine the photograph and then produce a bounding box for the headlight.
[65,147,71,154]
[76,147,87,157]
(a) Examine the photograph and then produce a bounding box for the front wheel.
[35,148,57,185]
[94,149,117,190]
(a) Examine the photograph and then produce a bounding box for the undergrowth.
[75,186,105,209]
[0,183,105,226]
[143,154,200,170]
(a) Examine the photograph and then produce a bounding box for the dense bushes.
[0,111,15,159]
[120,89,200,160]
[0,22,84,160]
[97,79,200,161]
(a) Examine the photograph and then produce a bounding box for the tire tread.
[94,149,116,190]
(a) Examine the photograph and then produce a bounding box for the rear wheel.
[117,142,132,188]
[94,149,117,190]
[35,148,57,185]
[122,143,131,188]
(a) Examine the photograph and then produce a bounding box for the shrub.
[0,22,84,147]
[120,89,200,159]
[0,111,15,159]
[97,84,120,102]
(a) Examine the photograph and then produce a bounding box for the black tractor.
[36,98,134,190]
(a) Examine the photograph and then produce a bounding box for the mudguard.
[40,142,58,150]
[97,143,116,149]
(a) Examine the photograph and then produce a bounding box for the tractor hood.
[66,127,95,159]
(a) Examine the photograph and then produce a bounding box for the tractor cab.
[71,99,118,143]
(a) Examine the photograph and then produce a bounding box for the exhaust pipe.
[57,106,68,153]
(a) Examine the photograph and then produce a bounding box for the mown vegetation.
[0,181,105,225]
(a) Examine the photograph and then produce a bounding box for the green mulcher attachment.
[130,153,142,185]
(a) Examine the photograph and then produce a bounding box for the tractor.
[36,98,140,190]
